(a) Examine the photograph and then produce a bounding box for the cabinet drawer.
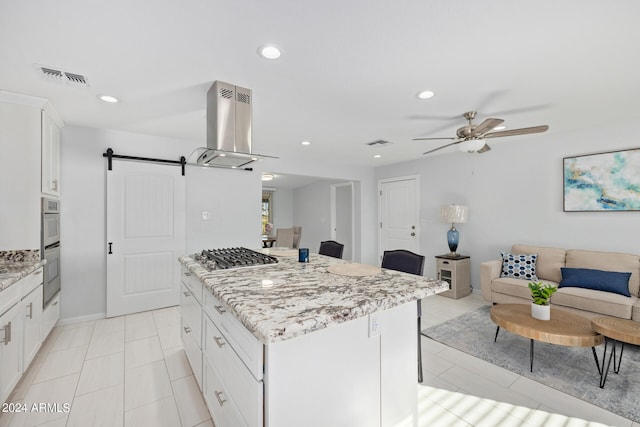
[203,315,263,427]
[181,266,203,304]
[203,358,251,427]
[42,293,60,339]
[23,268,43,296]
[182,317,202,390]
[181,284,202,343]
[0,279,24,316]
[204,292,263,380]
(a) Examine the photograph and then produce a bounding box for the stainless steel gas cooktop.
[193,247,278,271]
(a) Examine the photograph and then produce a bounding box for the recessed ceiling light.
[493,125,506,131]
[258,44,282,60]
[262,173,274,181]
[301,141,311,146]
[373,154,382,158]
[417,90,435,100]
[98,94,119,103]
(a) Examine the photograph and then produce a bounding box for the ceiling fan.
[413,111,549,155]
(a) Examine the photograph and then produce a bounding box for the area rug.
[422,306,640,423]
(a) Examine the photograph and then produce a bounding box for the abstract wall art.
[564,148,640,211]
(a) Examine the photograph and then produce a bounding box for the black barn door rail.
[103,148,187,176]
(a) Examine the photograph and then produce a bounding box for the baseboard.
[56,312,106,327]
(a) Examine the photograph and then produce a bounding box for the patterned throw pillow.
[500,253,538,280]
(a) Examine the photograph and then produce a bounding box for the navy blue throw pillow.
[559,267,632,297]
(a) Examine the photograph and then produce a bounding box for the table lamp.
[440,204,468,256]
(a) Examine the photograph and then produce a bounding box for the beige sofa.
[480,244,640,320]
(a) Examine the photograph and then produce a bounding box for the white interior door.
[331,182,354,260]
[106,160,185,317]
[378,176,419,262]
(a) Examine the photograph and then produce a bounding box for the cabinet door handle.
[184,272,191,277]
[183,326,192,334]
[214,390,226,407]
[214,305,226,315]
[213,336,226,348]
[108,242,113,255]
[2,322,11,345]
[183,291,191,297]
[26,302,33,319]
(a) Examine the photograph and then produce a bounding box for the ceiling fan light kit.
[458,139,485,153]
[414,110,549,155]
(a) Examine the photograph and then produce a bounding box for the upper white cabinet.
[41,109,61,197]
[0,91,63,250]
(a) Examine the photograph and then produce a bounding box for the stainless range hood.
[195,81,277,169]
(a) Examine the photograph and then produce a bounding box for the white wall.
[374,119,640,290]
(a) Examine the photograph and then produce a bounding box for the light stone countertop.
[0,249,45,292]
[179,250,449,344]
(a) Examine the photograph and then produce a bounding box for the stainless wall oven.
[42,197,61,307]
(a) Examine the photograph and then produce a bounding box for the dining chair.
[292,226,302,249]
[381,249,425,383]
[318,240,344,259]
[275,228,294,248]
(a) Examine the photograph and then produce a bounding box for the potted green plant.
[528,281,557,320]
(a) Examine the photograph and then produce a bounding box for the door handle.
[2,322,11,345]
[214,336,226,348]
[214,390,226,406]
[214,305,226,315]
[26,302,33,319]
[410,232,416,236]
[183,326,192,334]
[183,291,190,297]
[108,242,113,254]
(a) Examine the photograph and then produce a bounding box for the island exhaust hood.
[195,81,277,169]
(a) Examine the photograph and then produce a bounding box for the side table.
[435,254,471,299]
[591,317,640,388]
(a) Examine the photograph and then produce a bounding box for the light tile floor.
[0,294,636,427]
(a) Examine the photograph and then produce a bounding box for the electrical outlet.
[369,313,381,338]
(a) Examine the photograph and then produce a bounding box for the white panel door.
[379,177,419,261]
[331,182,354,261]
[107,160,185,317]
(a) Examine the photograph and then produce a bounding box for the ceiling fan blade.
[412,136,457,141]
[477,143,491,154]
[472,118,504,136]
[483,125,549,139]
[423,141,460,155]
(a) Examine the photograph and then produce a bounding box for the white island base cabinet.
[264,302,418,427]
[197,299,418,427]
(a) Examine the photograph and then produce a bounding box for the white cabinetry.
[0,268,47,404]
[202,293,263,427]
[0,298,24,404]
[180,267,203,389]
[41,109,61,197]
[22,269,43,369]
[42,293,59,340]
[0,91,63,250]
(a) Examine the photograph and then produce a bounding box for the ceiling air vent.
[35,65,89,88]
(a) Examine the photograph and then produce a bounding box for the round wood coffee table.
[591,317,640,388]
[490,304,603,372]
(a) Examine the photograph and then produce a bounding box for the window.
[262,190,273,235]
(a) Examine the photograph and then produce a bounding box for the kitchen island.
[179,249,448,427]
